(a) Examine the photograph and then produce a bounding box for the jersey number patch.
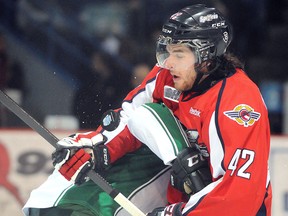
[228,149,255,179]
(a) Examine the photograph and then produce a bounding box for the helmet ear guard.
[189,39,216,64]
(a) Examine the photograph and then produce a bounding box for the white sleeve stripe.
[209,111,225,178]
[123,76,157,103]
[183,177,223,213]
[182,113,226,213]
[101,75,158,143]
[121,79,156,125]
[266,167,270,188]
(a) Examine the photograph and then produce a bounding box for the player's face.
[164,44,197,91]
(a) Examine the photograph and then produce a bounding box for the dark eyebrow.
[167,45,190,53]
[171,49,185,53]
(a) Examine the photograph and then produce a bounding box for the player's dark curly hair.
[224,52,245,70]
[213,52,245,78]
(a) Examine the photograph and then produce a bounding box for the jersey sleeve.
[96,65,164,162]
[181,71,272,215]
[120,65,163,122]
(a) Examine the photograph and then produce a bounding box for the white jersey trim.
[209,111,225,178]
[183,177,223,213]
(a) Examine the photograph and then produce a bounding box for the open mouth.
[173,75,180,81]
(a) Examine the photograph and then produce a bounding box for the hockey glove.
[52,132,109,185]
[170,147,212,194]
[147,203,183,216]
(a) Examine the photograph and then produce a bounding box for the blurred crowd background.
[0,0,287,133]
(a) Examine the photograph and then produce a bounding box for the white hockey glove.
[52,132,108,185]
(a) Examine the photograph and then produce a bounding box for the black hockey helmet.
[156,4,232,72]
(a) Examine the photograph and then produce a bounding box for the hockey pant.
[24,103,189,216]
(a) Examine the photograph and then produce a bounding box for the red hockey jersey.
[104,65,272,215]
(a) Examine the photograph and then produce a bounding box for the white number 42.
[228,149,255,179]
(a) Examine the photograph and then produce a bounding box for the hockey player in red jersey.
[23,4,272,216]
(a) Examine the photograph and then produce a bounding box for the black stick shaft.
[0,90,145,216]
[0,91,58,148]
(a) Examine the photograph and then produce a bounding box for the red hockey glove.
[52,132,109,185]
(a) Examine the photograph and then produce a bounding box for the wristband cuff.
[93,144,110,170]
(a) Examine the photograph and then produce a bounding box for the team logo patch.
[224,104,261,127]
[164,85,181,102]
[170,12,183,20]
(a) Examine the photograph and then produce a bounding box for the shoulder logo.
[224,104,261,127]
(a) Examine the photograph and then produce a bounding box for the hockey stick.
[0,90,145,216]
